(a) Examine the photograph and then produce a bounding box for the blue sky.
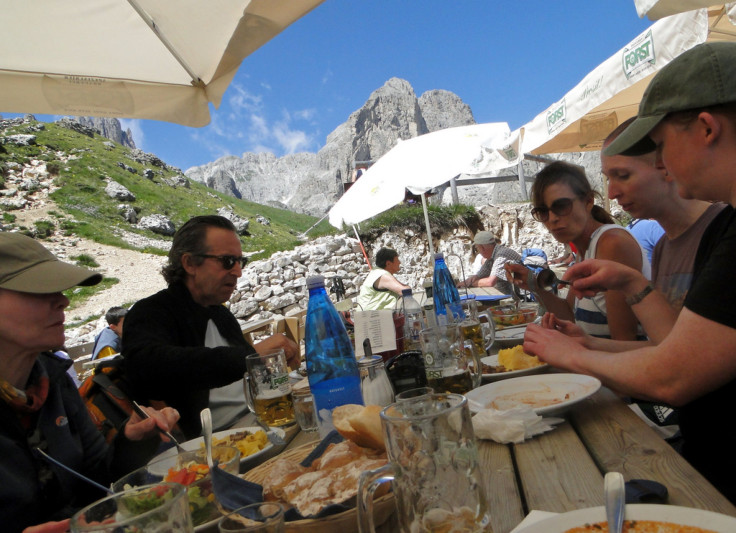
[4,1,653,173]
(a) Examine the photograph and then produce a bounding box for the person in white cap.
[457,231,520,296]
[523,41,736,503]
[0,232,180,532]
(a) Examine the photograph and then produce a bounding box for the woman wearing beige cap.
[0,232,179,533]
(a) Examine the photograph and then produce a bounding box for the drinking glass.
[291,386,318,433]
[395,386,434,402]
[358,394,491,533]
[71,483,192,532]
[419,324,481,393]
[218,502,285,532]
[457,298,495,356]
[244,349,295,427]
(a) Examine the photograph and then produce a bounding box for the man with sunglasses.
[523,42,736,502]
[122,215,298,439]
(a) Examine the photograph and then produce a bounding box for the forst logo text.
[622,30,655,79]
[546,100,566,134]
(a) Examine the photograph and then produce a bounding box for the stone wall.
[223,203,570,327]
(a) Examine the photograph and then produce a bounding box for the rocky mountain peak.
[72,117,136,149]
[185,77,477,216]
[419,89,475,131]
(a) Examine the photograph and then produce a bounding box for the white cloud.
[273,122,312,154]
[227,83,262,114]
[321,67,333,85]
[196,82,320,160]
[293,108,316,121]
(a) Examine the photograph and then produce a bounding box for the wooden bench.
[241,318,274,344]
[66,341,96,376]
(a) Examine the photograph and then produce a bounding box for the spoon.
[535,268,572,292]
[605,471,625,533]
[200,407,214,468]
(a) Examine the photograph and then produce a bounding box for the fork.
[255,418,286,446]
[131,401,186,453]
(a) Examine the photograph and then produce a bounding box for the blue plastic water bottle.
[304,275,363,436]
[432,252,463,325]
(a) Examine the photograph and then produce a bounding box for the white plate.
[493,325,527,347]
[481,354,549,382]
[148,426,283,472]
[466,373,601,416]
[516,504,736,532]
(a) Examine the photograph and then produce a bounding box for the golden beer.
[253,390,295,427]
[408,506,491,532]
[460,321,485,357]
[426,369,474,395]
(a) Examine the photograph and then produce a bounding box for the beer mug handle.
[479,311,496,352]
[358,463,394,533]
[243,374,255,411]
[464,340,482,389]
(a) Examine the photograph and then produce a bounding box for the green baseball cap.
[0,232,102,293]
[604,41,736,157]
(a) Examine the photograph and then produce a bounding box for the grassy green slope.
[0,119,334,259]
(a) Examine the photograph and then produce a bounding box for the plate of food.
[491,303,538,329]
[149,426,281,470]
[239,404,395,533]
[466,373,601,416]
[515,504,736,532]
[115,447,240,531]
[481,345,549,382]
[493,325,527,347]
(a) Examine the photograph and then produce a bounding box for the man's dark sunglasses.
[196,254,248,270]
[530,197,575,222]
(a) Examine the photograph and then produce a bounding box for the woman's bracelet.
[625,283,655,306]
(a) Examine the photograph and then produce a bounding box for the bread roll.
[332,404,386,451]
[332,404,364,442]
[347,405,385,451]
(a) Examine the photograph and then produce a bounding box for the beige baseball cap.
[473,231,497,245]
[0,232,102,293]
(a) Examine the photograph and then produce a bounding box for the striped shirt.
[574,225,651,338]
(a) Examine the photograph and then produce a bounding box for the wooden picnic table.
[234,386,736,532]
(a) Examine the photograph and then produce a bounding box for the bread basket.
[242,441,395,532]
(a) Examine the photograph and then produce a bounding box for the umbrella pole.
[421,193,435,260]
[352,225,372,268]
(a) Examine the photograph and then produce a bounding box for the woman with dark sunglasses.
[507,161,649,340]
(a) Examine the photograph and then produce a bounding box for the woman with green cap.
[0,232,180,533]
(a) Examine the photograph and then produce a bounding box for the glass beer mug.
[457,298,495,357]
[419,324,482,393]
[358,394,491,533]
[244,349,295,427]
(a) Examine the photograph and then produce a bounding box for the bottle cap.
[305,275,325,289]
[434,252,444,260]
[401,288,413,297]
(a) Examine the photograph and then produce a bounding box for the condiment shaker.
[358,355,395,407]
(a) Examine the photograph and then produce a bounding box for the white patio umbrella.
[518,5,736,156]
[0,0,325,127]
[635,0,735,19]
[328,122,515,258]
